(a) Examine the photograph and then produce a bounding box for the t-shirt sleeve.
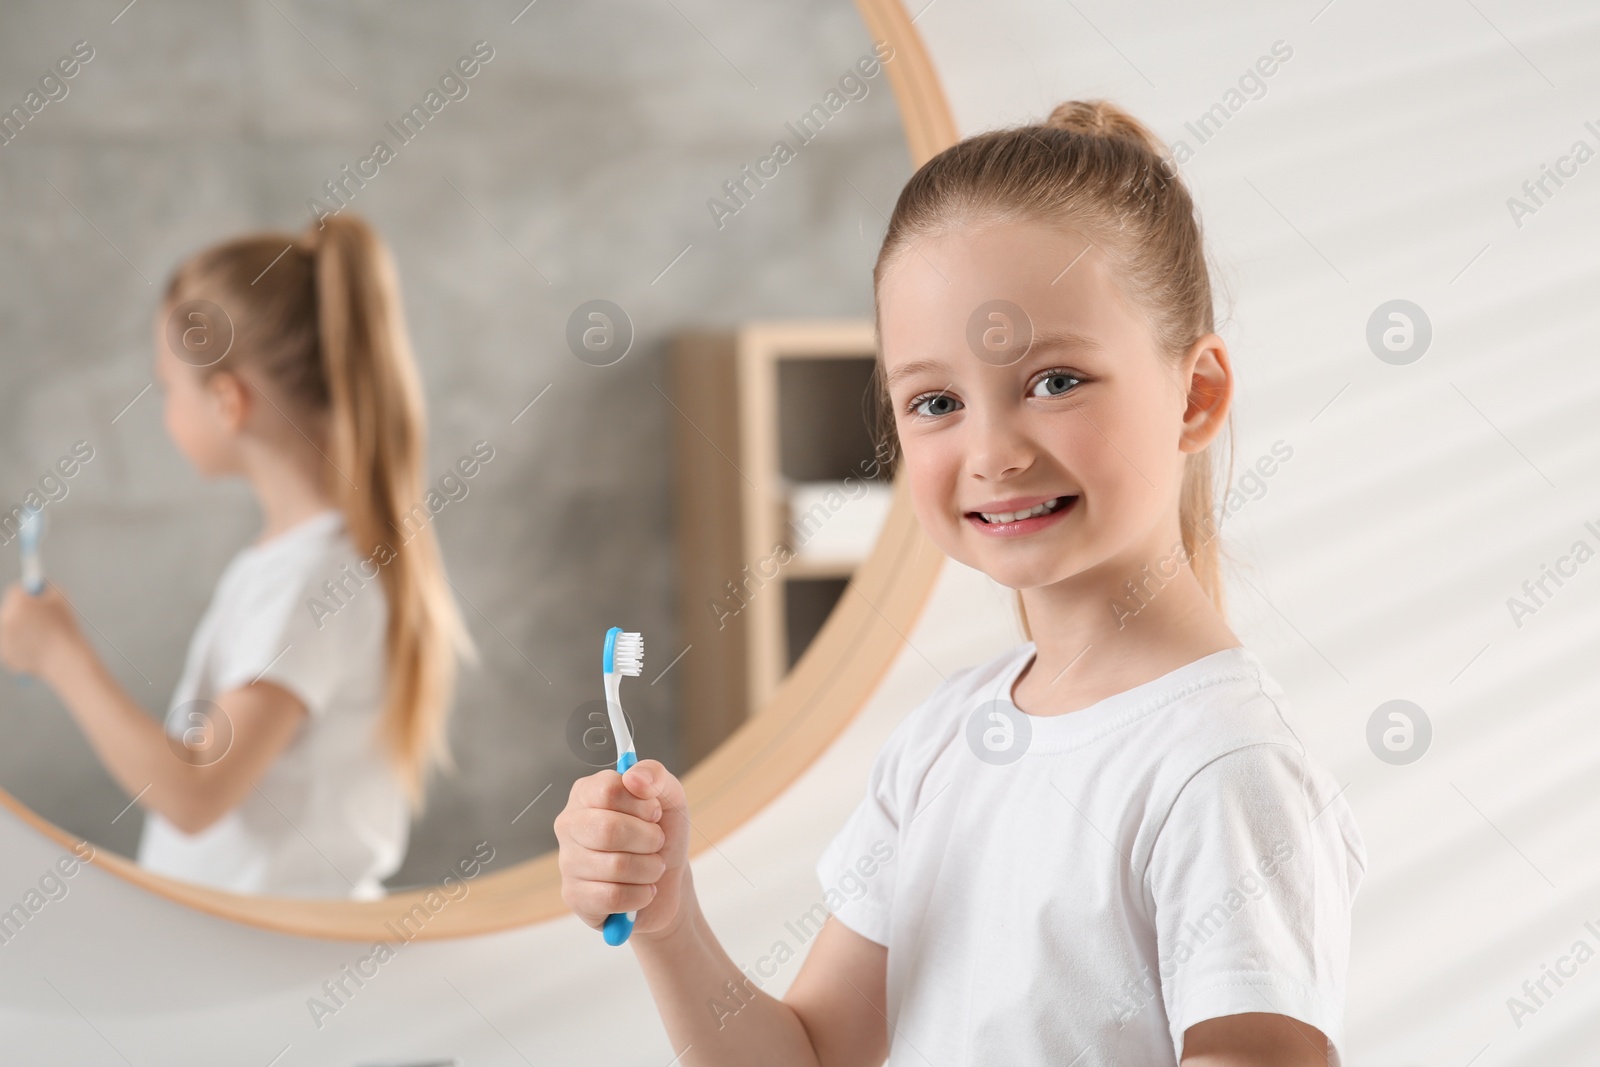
[813,713,914,947]
[1145,742,1363,1066]
[212,564,382,719]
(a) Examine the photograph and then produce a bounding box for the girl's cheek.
[899,446,946,521]
[899,427,946,480]
[900,448,932,507]
[1040,420,1095,479]
[165,393,207,462]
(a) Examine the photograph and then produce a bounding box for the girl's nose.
[967,408,1035,481]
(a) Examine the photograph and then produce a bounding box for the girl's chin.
[947,543,1081,592]
[985,566,1076,593]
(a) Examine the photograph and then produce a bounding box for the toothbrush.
[16,507,44,685]
[18,506,44,595]
[16,508,44,687]
[601,626,644,946]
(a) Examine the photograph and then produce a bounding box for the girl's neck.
[240,429,341,543]
[1012,546,1239,717]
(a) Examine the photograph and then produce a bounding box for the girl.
[555,100,1366,1065]
[0,214,473,900]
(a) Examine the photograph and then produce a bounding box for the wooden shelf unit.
[669,320,889,766]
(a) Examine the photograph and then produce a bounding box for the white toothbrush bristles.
[613,631,644,676]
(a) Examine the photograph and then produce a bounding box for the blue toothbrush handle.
[602,911,634,946]
[604,749,639,945]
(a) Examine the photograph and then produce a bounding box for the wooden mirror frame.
[0,0,958,941]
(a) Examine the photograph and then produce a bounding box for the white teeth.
[979,496,1071,524]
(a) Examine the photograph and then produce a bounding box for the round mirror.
[0,0,954,935]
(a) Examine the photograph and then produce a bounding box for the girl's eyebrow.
[1026,328,1105,357]
[885,357,947,387]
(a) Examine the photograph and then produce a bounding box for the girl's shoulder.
[918,641,1037,720]
[1128,648,1363,867]
[948,640,1038,694]
[854,642,1035,799]
[203,514,389,699]
[217,511,386,619]
[1144,646,1311,759]
[879,642,1036,756]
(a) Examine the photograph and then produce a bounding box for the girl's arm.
[1182,1013,1332,1065]
[632,875,888,1067]
[557,761,889,1067]
[1,582,306,833]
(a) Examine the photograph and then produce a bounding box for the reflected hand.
[556,758,691,941]
[0,580,84,679]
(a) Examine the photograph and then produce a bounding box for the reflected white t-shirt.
[137,509,408,899]
[815,643,1365,1066]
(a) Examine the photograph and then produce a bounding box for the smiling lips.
[966,494,1078,535]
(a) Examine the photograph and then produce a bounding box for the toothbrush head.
[603,627,644,677]
[18,506,43,551]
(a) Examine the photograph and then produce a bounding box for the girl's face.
[152,308,244,478]
[877,219,1229,592]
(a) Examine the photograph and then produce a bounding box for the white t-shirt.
[815,643,1366,1066]
[137,509,408,899]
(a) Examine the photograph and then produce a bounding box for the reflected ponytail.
[311,215,474,811]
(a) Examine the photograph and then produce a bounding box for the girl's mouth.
[966,495,1077,535]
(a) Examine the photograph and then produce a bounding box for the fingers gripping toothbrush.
[602,626,644,946]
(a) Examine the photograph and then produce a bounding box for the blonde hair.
[870,98,1235,624]
[164,213,474,812]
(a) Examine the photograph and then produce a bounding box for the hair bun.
[1044,99,1166,158]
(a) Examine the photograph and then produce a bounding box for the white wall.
[919,1,1600,1063]
[3,2,1599,1064]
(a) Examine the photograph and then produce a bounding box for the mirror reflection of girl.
[556,101,1366,1065]
[0,214,472,900]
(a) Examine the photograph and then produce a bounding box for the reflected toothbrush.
[16,506,44,685]
[601,626,643,946]
[18,506,44,595]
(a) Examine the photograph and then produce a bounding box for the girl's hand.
[556,758,692,941]
[0,581,85,679]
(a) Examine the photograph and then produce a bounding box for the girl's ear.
[1178,333,1232,454]
[205,369,251,434]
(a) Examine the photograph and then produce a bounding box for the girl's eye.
[1030,371,1083,398]
[909,392,961,418]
